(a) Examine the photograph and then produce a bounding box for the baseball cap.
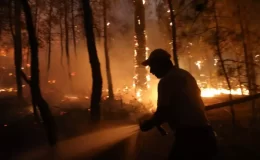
[141,49,171,66]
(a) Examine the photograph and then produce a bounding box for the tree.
[47,0,53,71]
[82,0,103,122]
[59,0,64,67]
[213,1,236,126]
[167,0,179,67]
[21,0,57,145]
[71,0,77,57]
[64,0,70,68]
[103,0,114,100]
[236,0,258,123]
[13,0,23,100]
[133,0,148,96]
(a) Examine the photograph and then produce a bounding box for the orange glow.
[200,87,249,97]
[48,80,56,84]
[70,72,76,76]
[0,88,16,93]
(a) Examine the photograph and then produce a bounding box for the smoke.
[33,2,171,104]
[1,1,181,105]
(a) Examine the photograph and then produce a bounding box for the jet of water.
[14,124,140,160]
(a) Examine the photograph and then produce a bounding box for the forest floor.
[1,93,260,160]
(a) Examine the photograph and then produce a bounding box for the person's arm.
[140,79,172,131]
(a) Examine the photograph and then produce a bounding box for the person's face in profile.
[149,59,166,79]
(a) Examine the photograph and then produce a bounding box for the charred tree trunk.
[14,0,23,100]
[237,4,257,122]
[47,0,53,71]
[103,0,114,100]
[8,0,15,41]
[64,0,70,68]
[214,3,236,126]
[235,53,244,95]
[34,0,38,36]
[21,0,57,146]
[71,0,77,57]
[134,0,148,92]
[82,0,102,122]
[167,0,179,68]
[238,5,251,94]
[59,3,64,67]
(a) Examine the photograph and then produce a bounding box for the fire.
[0,88,16,93]
[136,89,142,101]
[70,72,76,76]
[200,87,249,97]
[48,80,56,84]
[195,61,202,70]
[214,58,218,66]
[0,49,7,57]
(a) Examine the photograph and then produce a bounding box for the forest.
[0,0,260,159]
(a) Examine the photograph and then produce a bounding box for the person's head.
[142,49,173,79]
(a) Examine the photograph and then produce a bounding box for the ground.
[1,94,260,160]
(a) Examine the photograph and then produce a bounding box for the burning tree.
[133,0,150,100]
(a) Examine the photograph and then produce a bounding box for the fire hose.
[156,125,168,136]
[138,120,168,136]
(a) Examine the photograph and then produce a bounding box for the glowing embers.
[48,80,56,84]
[0,49,6,57]
[195,60,202,70]
[0,88,16,93]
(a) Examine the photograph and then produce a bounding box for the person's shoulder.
[175,68,194,78]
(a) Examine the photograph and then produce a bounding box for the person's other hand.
[139,120,154,132]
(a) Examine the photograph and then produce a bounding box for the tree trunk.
[59,3,64,68]
[14,0,23,100]
[64,0,70,68]
[237,4,257,122]
[34,0,38,37]
[47,0,53,71]
[103,0,114,100]
[21,0,57,146]
[235,52,244,95]
[82,0,103,122]
[71,0,77,57]
[167,0,179,68]
[134,0,148,92]
[214,2,236,126]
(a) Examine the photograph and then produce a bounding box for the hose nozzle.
[156,125,168,136]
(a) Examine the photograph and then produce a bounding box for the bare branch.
[20,70,31,85]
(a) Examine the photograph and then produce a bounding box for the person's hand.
[139,120,154,132]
